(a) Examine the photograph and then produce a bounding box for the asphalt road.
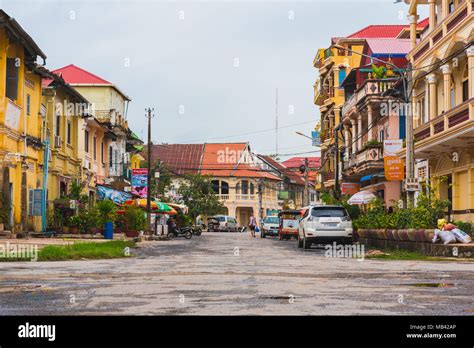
[1,232,474,315]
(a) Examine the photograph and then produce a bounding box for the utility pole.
[145,108,154,234]
[334,125,341,200]
[258,178,264,225]
[275,88,279,159]
[303,158,309,206]
[405,62,415,208]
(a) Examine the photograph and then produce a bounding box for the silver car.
[297,205,353,249]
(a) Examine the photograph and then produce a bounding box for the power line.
[178,120,317,144]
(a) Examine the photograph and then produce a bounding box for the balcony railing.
[414,98,473,142]
[342,79,398,116]
[410,1,471,62]
[344,146,383,170]
[218,195,230,201]
[235,194,256,201]
[322,171,334,182]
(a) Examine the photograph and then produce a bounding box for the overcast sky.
[1,0,423,160]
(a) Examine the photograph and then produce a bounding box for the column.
[429,0,437,31]
[367,105,373,141]
[467,45,474,100]
[426,74,438,120]
[333,67,340,90]
[408,14,419,50]
[441,64,452,113]
[351,119,357,155]
[334,107,341,127]
[357,114,363,151]
[328,76,334,97]
[344,125,350,160]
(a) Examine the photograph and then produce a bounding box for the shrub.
[454,221,473,235]
[122,205,147,231]
[96,199,117,226]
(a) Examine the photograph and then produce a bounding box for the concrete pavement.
[1,232,474,315]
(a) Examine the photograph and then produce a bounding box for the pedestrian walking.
[249,214,257,238]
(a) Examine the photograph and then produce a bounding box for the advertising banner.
[341,183,360,195]
[384,156,405,181]
[383,139,403,157]
[132,168,148,198]
[97,185,132,205]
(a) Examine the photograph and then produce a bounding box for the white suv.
[298,205,353,249]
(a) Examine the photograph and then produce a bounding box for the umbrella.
[348,191,377,205]
[124,199,174,213]
[167,203,188,214]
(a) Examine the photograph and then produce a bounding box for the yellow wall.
[0,28,43,232]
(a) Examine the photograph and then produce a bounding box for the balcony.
[410,1,472,63]
[343,146,384,179]
[314,48,332,69]
[414,98,474,158]
[218,194,230,201]
[342,79,398,116]
[235,194,256,201]
[322,171,334,182]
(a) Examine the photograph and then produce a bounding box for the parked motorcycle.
[167,227,193,240]
[190,225,202,236]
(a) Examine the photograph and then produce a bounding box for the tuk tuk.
[278,210,302,240]
[207,217,220,232]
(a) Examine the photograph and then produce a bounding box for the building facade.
[0,10,46,232]
[51,64,140,195]
[406,0,474,221]
[150,143,281,226]
[339,38,411,207]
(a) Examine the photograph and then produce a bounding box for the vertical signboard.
[384,157,405,181]
[132,168,148,198]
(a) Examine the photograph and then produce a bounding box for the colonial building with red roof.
[149,142,281,226]
[51,64,142,192]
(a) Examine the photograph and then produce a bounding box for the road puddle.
[408,283,456,288]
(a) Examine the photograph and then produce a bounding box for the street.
[1,232,474,315]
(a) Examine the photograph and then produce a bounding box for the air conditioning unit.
[54,135,62,148]
[84,159,91,170]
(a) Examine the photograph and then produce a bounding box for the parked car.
[211,215,238,232]
[260,216,279,238]
[298,205,353,249]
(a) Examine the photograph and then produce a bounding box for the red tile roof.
[201,143,280,180]
[150,144,204,175]
[281,157,321,169]
[347,18,429,39]
[259,155,307,186]
[51,64,112,85]
[149,143,280,180]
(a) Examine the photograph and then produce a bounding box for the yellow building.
[0,10,47,233]
[406,0,474,222]
[40,68,90,204]
[51,64,139,193]
[313,39,365,193]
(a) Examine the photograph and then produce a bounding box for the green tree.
[177,174,226,219]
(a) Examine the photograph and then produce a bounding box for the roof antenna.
[275,88,279,161]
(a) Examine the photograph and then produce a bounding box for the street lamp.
[332,44,415,207]
[295,131,321,147]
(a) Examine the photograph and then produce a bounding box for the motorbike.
[190,225,202,236]
[167,227,193,240]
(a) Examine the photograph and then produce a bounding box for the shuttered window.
[6,58,19,101]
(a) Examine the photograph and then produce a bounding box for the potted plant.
[96,199,117,236]
[364,139,383,149]
[123,205,146,238]
[67,215,81,234]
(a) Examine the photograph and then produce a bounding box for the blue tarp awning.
[360,174,374,182]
